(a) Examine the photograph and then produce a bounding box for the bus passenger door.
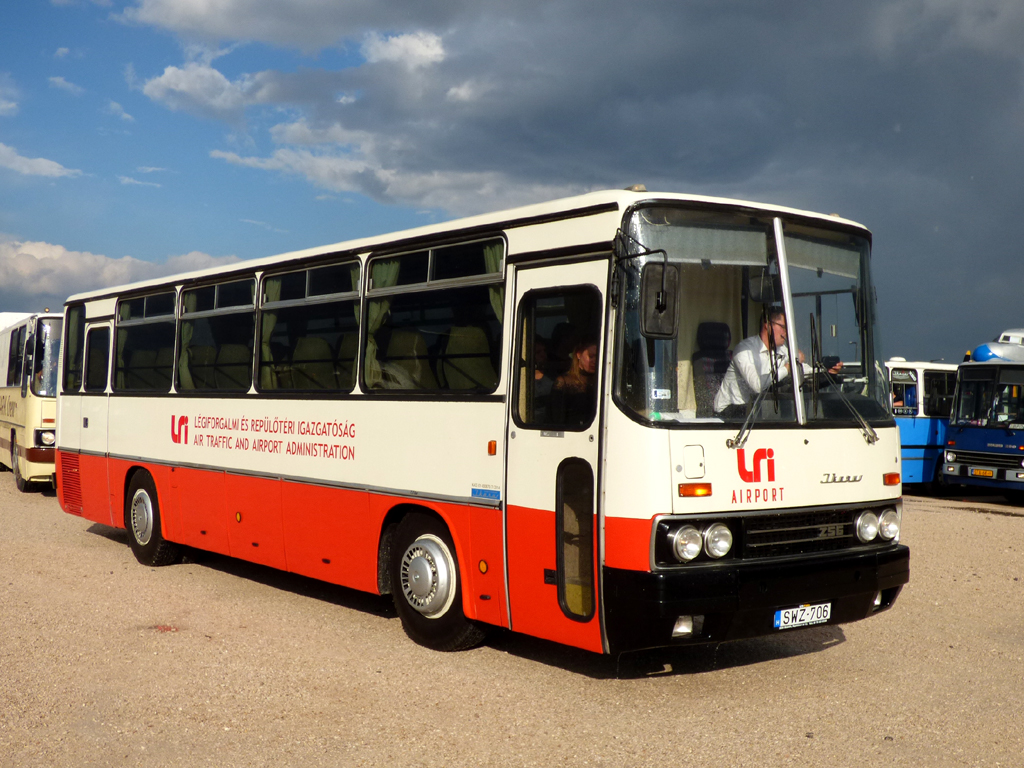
[505,259,607,653]
[78,321,114,526]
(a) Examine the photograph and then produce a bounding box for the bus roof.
[0,312,35,333]
[885,358,959,372]
[63,188,871,306]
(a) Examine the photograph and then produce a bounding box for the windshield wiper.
[807,314,878,444]
[727,378,774,449]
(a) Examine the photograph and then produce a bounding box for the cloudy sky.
[2,0,1023,362]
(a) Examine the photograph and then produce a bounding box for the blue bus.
[885,358,958,487]
[943,332,1024,501]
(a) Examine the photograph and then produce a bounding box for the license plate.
[970,467,994,477]
[774,602,831,630]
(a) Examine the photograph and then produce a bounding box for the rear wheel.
[125,471,182,566]
[390,512,485,651]
[12,436,29,493]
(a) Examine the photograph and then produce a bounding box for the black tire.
[12,438,29,493]
[389,512,486,652]
[125,471,182,566]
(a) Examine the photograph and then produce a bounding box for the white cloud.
[106,100,135,121]
[361,31,445,70]
[446,79,490,102]
[55,47,70,58]
[141,62,270,121]
[118,175,160,187]
[0,239,240,309]
[0,143,82,178]
[119,0,456,52]
[137,166,167,173]
[211,142,584,214]
[49,76,85,95]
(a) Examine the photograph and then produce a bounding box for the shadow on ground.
[86,521,846,679]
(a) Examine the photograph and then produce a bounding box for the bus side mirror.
[21,332,34,398]
[640,263,679,339]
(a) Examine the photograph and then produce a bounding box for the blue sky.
[2,0,1024,363]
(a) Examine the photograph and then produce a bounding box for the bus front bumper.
[603,545,909,654]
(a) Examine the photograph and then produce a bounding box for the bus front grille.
[741,509,858,558]
[949,449,1024,470]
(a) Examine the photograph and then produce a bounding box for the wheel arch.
[377,502,463,597]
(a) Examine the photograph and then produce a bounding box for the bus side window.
[63,305,86,394]
[6,324,25,387]
[83,327,110,393]
[514,287,602,430]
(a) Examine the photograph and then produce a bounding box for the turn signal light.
[487,440,497,455]
[678,483,712,497]
[883,473,900,486]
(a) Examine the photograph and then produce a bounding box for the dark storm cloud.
[132,0,1024,361]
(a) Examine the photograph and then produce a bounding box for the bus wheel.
[390,512,486,651]
[12,439,29,493]
[125,471,182,567]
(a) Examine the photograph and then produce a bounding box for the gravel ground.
[2,473,1023,767]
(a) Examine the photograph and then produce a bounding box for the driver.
[714,308,839,418]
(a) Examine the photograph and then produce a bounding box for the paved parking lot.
[2,474,1022,767]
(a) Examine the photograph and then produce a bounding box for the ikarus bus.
[1,311,62,491]
[944,331,1024,501]
[885,358,958,488]
[55,189,908,654]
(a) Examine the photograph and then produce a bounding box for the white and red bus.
[1,311,62,491]
[55,189,908,654]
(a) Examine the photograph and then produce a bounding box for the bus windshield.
[614,206,889,426]
[31,317,62,397]
[953,366,1024,427]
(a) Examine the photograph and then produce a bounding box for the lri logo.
[171,415,188,444]
[736,447,775,483]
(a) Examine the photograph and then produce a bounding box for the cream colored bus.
[1,311,62,491]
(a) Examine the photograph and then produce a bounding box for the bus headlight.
[945,451,956,462]
[855,511,879,543]
[37,430,55,447]
[878,508,900,541]
[703,523,733,558]
[670,526,702,562]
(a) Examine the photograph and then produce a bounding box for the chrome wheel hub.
[399,534,455,618]
[130,489,154,546]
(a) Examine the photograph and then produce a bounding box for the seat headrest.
[696,322,731,351]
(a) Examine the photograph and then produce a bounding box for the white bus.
[55,189,908,654]
[1,311,62,491]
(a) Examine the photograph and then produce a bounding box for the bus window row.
[65,239,505,397]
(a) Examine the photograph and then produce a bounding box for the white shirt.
[713,334,801,412]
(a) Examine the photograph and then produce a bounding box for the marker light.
[703,523,733,558]
[678,483,712,497]
[878,508,901,541]
[855,511,879,543]
[670,526,703,562]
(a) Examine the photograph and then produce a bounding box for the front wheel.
[125,471,182,566]
[389,512,485,651]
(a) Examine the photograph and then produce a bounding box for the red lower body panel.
[55,451,510,630]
